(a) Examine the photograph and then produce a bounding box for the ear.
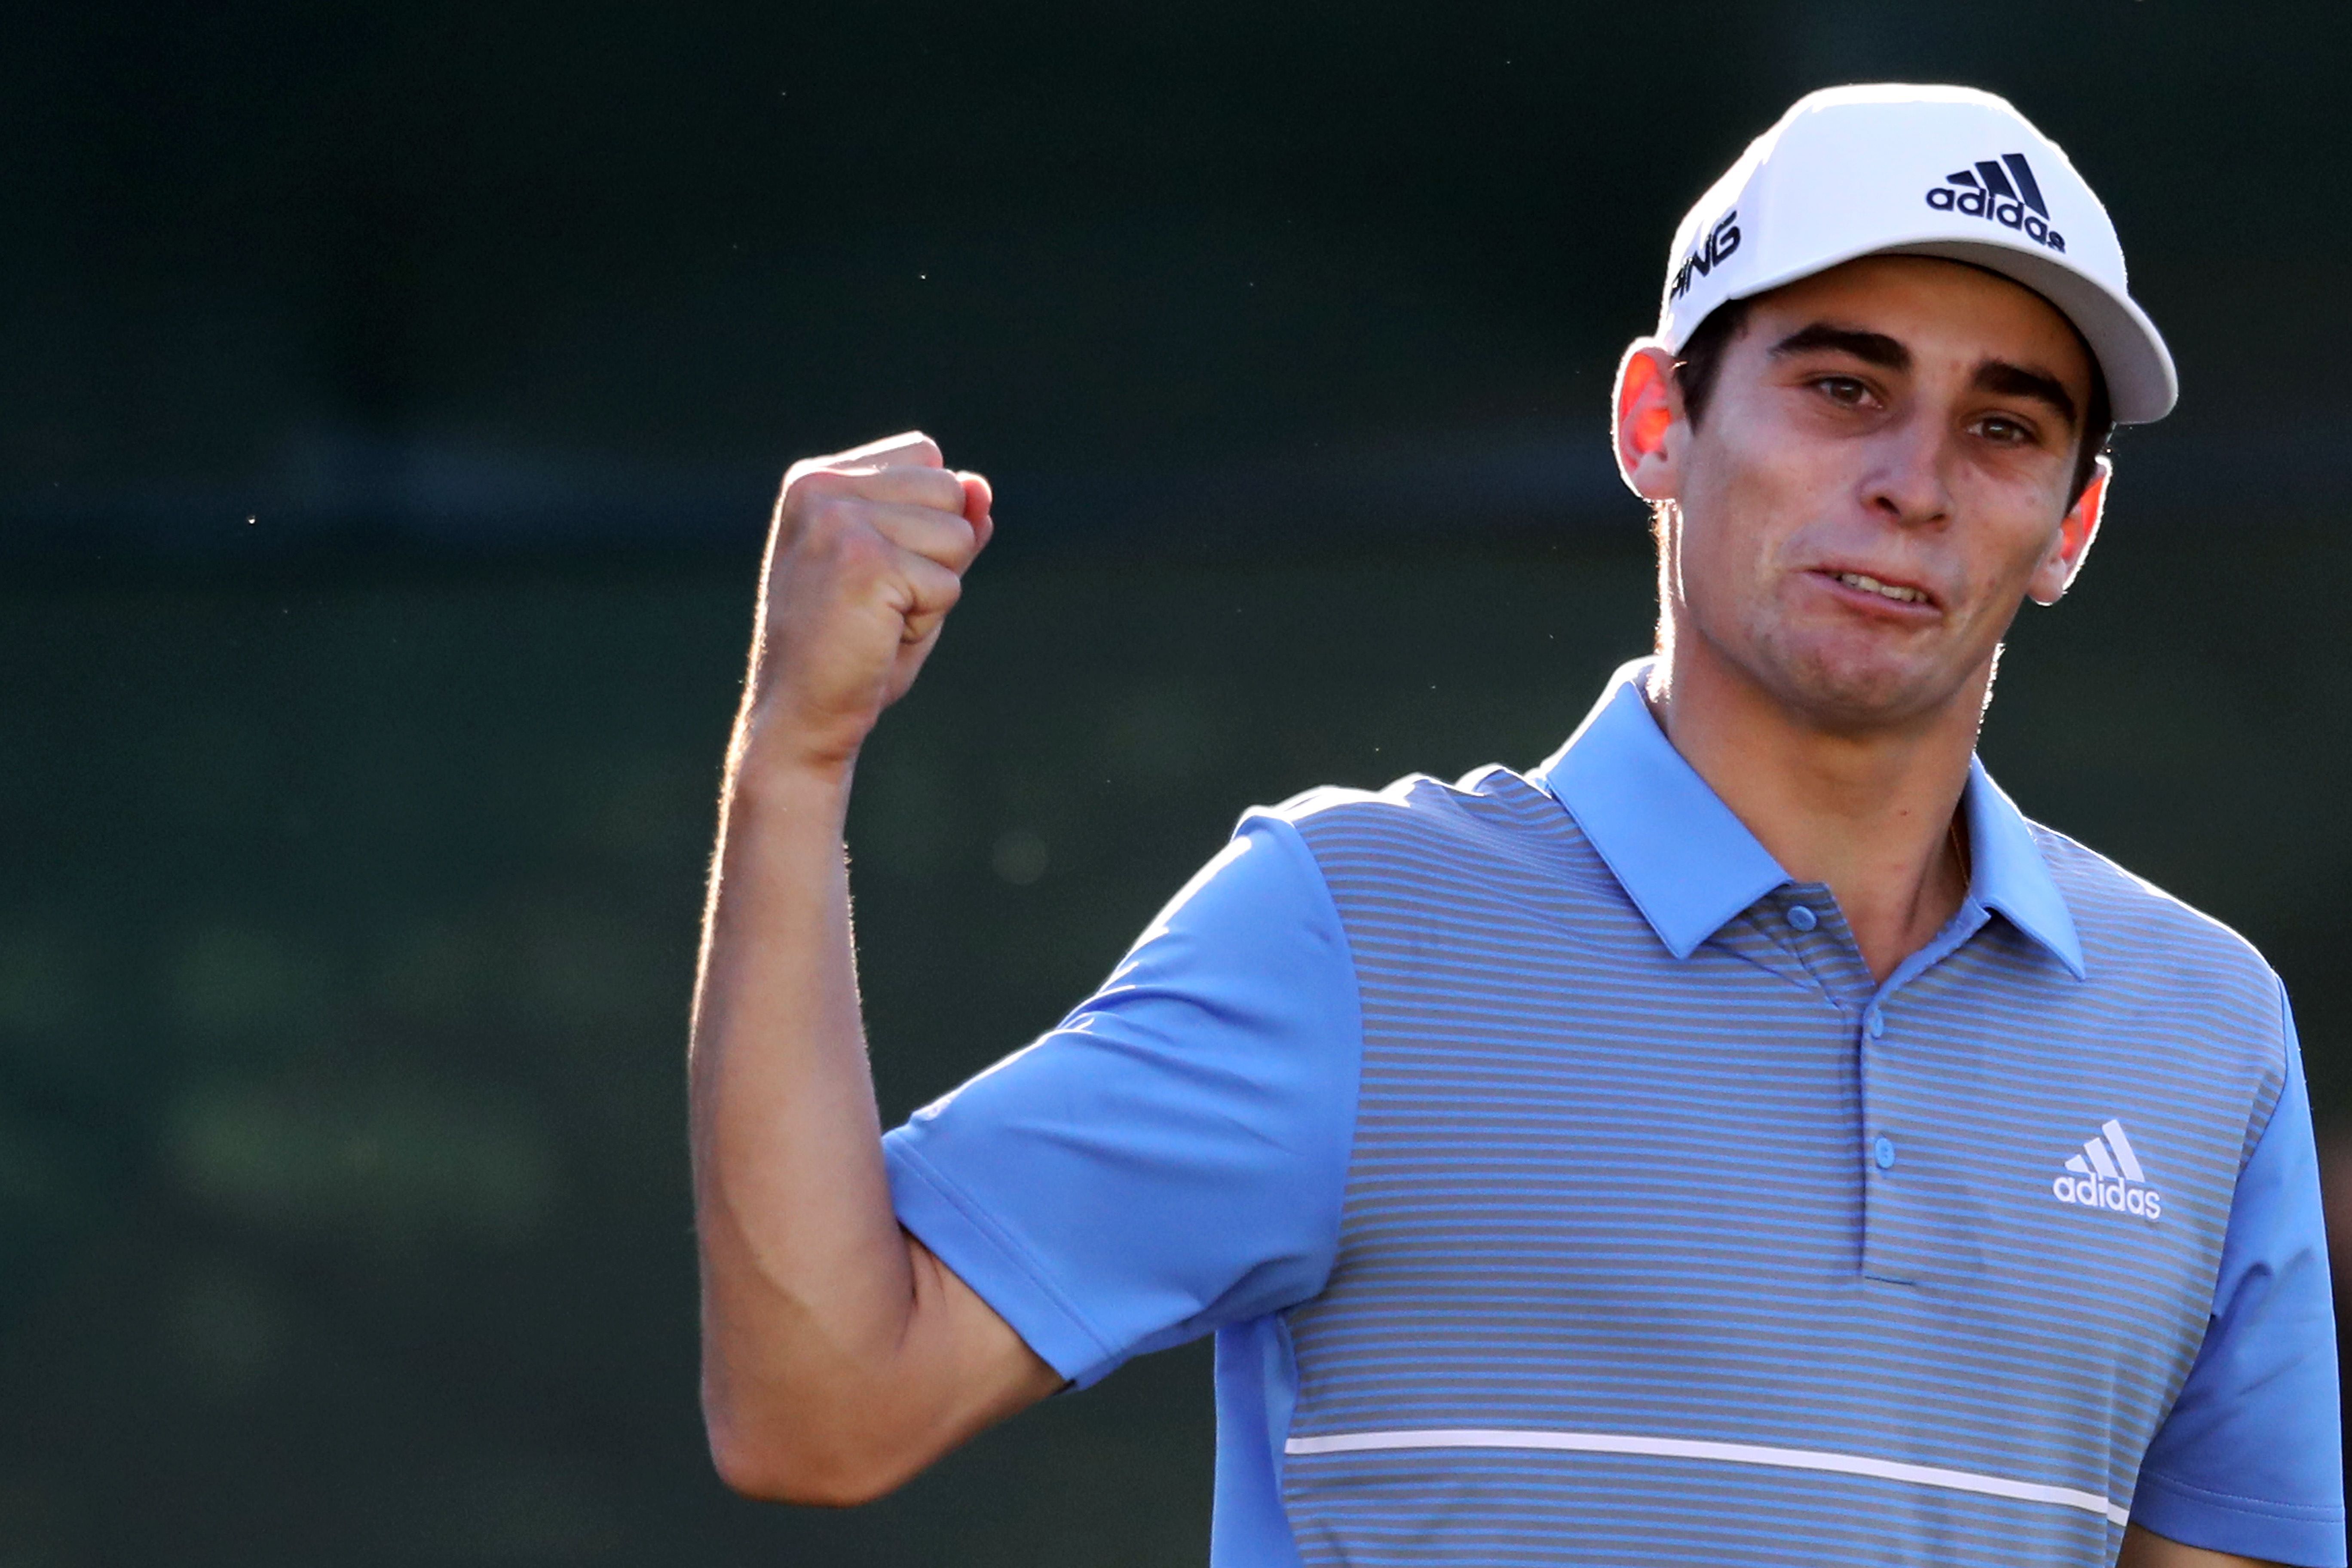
[1613,340,1685,502]
[2027,456,2110,606]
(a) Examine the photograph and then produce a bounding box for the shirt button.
[1785,904,1817,932]
[1873,1136,1896,1170]
[1865,1009,1885,1038]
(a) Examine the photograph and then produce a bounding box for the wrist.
[728,720,860,808]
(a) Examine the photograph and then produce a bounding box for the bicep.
[2117,1522,2280,1568]
[892,1233,1065,1456]
[884,812,1361,1387]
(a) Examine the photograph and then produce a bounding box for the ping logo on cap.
[1667,210,1743,302]
[1926,153,2067,253]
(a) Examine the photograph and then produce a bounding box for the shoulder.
[1252,764,1573,851]
[1238,765,1605,913]
[2030,821,2282,1003]
[2028,820,2290,1114]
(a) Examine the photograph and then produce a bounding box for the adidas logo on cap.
[2051,1118,2161,1221]
[1926,153,2067,253]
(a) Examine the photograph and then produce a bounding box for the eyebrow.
[1972,360,2079,431]
[1769,323,1909,370]
[1770,321,2080,432]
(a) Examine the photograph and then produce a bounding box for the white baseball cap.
[1657,84,2177,424]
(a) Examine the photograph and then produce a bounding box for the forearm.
[691,723,1056,1503]
[690,737,917,1494]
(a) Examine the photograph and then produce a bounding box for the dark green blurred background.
[6,3,2351,1562]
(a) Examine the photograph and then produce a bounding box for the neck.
[1649,634,1984,983]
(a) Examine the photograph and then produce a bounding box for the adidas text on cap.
[1657,84,2177,424]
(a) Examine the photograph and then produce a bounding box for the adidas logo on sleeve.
[2051,1119,2160,1220]
[1925,153,2067,253]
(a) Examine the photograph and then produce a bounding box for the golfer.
[689,85,2343,1566]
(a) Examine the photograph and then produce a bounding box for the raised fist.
[739,432,994,772]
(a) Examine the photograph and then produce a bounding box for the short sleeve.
[883,812,1363,1389]
[2132,984,2346,1567]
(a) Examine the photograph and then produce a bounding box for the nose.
[1861,416,1953,528]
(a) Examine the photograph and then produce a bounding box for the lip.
[1804,564,1944,618]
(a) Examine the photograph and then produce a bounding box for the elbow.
[703,1409,919,1508]
[709,1445,897,1509]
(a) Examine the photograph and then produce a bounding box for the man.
[689,85,2344,1566]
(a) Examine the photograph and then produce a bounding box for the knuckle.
[776,506,873,584]
[781,462,843,502]
[795,491,867,546]
[778,473,838,529]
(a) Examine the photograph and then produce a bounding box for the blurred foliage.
[7,0,2352,1559]
[2,510,2347,1560]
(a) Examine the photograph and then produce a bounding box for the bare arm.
[691,433,1062,1506]
[2118,1522,2280,1568]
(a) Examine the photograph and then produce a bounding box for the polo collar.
[1533,662,1788,961]
[1532,660,2086,978]
[1962,756,2086,978]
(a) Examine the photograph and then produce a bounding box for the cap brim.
[1712,233,2178,425]
[1887,239,2177,424]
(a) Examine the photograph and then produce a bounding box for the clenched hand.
[740,430,994,772]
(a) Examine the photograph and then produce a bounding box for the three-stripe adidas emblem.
[2052,1119,2162,1220]
[1924,152,2067,254]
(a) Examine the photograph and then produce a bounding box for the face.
[1616,255,2104,734]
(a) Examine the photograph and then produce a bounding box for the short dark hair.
[1670,294,2113,509]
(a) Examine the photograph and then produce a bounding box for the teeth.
[1837,571,1926,604]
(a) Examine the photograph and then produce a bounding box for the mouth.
[1815,568,1939,612]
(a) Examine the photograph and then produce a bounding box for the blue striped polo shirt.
[885,661,2343,1566]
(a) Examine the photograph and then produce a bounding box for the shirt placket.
[1737,886,1987,1284]
[1847,899,1990,1284]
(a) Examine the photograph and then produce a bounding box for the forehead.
[1736,255,2093,391]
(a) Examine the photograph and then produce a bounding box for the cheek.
[1680,434,1819,585]
[1953,483,2072,600]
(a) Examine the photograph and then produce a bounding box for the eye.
[1811,374,1873,408]
[1973,413,2040,446]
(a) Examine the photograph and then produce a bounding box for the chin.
[1756,636,1963,731]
